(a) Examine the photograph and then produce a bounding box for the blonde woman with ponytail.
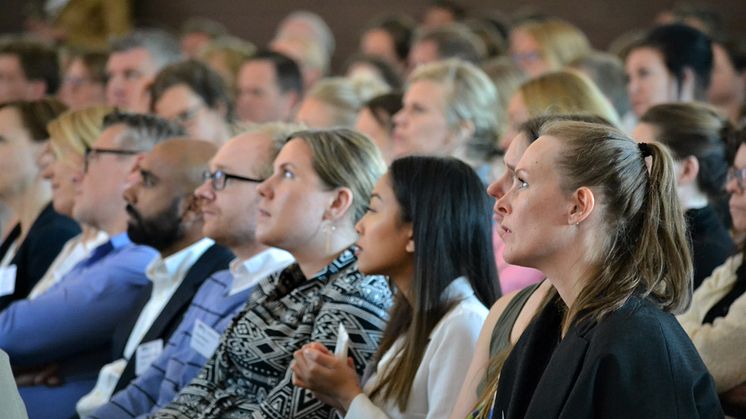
[465,121,721,418]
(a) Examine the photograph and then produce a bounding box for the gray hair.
[110,29,183,72]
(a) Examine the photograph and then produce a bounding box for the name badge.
[135,339,163,376]
[190,319,221,359]
[0,265,17,297]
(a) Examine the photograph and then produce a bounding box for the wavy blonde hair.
[512,18,592,70]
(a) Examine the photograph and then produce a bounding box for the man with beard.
[75,139,233,417]
[0,112,182,418]
[90,123,297,419]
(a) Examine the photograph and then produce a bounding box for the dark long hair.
[368,155,500,409]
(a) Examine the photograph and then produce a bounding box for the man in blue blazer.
[0,112,182,419]
[74,138,234,416]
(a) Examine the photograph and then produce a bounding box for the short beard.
[126,199,185,252]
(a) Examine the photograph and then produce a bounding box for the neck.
[538,230,596,311]
[99,211,129,238]
[389,263,416,303]
[158,231,205,259]
[231,240,269,261]
[6,181,52,239]
[293,234,356,279]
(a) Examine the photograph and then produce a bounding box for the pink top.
[493,225,545,294]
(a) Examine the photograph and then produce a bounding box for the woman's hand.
[291,341,363,413]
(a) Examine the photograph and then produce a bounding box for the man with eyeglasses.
[0,112,182,419]
[91,123,299,419]
[76,139,234,417]
[150,60,234,146]
[106,30,182,113]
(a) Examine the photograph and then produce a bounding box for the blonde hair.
[306,76,390,128]
[47,105,113,160]
[513,18,592,70]
[288,128,386,223]
[482,57,527,136]
[409,58,501,161]
[518,70,621,126]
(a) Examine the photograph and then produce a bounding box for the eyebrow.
[370,193,382,202]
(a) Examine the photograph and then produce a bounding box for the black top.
[687,205,734,290]
[0,203,80,311]
[494,295,722,419]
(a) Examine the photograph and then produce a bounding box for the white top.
[228,248,294,296]
[29,230,109,299]
[346,277,488,419]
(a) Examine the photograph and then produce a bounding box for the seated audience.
[295,77,388,128]
[633,102,734,287]
[236,50,303,124]
[345,54,403,90]
[708,38,746,126]
[394,59,500,183]
[359,14,415,75]
[292,155,500,418]
[106,30,182,113]
[197,35,255,92]
[509,18,591,78]
[30,106,113,298]
[75,139,233,416]
[59,51,109,111]
[0,38,59,103]
[0,112,180,418]
[151,129,392,418]
[421,0,466,29]
[91,123,298,418]
[468,120,721,417]
[624,23,713,118]
[0,98,79,310]
[149,59,234,145]
[355,92,402,164]
[274,10,336,63]
[678,128,746,415]
[408,24,486,72]
[271,35,328,90]
[501,70,620,150]
[179,17,228,59]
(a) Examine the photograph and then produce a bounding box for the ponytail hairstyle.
[639,102,731,203]
[368,156,499,410]
[547,121,692,331]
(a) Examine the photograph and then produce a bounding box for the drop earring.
[323,221,337,254]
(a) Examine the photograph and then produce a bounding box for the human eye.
[282,169,294,179]
[363,204,376,213]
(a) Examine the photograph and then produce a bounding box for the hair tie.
[638,142,653,158]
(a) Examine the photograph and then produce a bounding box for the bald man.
[76,139,234,416]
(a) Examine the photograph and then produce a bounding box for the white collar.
[229,247,294,295]
[146,238,214,294]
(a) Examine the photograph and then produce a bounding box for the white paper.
[135,339,163,376]
[190,319,222,359]
[0,265,17,297]
[334,323,349,361]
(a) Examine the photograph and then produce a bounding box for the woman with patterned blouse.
[152,128,392,419]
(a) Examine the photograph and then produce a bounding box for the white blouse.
[346,277,488,419]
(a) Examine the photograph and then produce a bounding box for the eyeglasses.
[84,146,141,173]
[202,169,265,191]
[728,167,746,191]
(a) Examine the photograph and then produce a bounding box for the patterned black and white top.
[152,248,392,419]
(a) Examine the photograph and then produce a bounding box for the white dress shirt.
[28,230,109,299]
[228,247,294,296]
[346,277,488,419]
[76,237,214,417]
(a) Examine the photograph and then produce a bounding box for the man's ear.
[324,187,354,221]
[568,186,595,226]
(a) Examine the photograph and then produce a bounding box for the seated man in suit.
[75,138,234,416]
[90,123,298,418]
[0,112,182,419]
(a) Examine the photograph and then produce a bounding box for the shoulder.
[326,266,392,310]
[431,296,489,343]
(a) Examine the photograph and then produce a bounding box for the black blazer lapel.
[112,244,233,393]
[111,284,152,359]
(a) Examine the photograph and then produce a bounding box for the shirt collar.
[229,247,295,295]
[146,238,214,290]
[442,276,476,301]
[110,231,133,249]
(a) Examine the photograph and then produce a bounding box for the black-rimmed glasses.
[728,167,746,192]
[84,147,142,173]
[202,169,265,191]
